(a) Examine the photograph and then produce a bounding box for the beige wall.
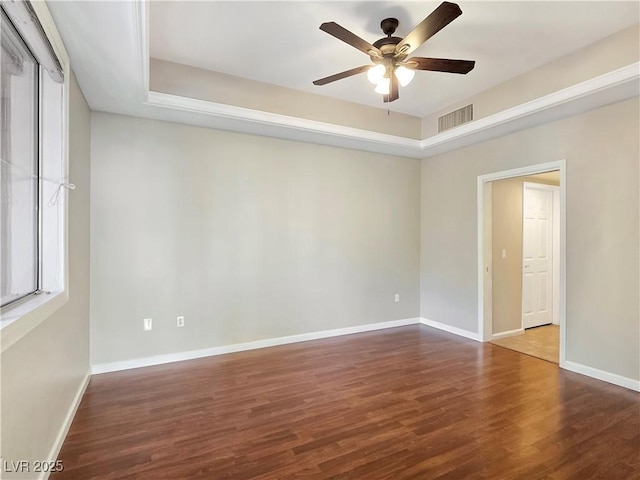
[151,58,422,139]
[422,24,640,138]
[1,73,91,478]
[491,174,560,334]
[421,96,639,381]
[90,112,421,366]
[491,178,524,334]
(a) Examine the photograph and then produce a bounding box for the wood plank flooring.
[52,325,639,479]
[491,324,559,363]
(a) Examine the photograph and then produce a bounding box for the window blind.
[1,0,63,83]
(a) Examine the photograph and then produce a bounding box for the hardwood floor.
[52,325,639,479]
[491,324,559,363]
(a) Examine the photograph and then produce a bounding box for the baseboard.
[41,371,91,479]
[562,360,640,392]
[492,328,524,340]
[420,318,482,342]
[92,318,421,374]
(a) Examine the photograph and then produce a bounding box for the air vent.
[438,104,473,132]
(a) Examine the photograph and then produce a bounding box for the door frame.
[521,182,559,330]
[477,160,566,367]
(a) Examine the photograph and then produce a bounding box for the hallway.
[491,325,559,363]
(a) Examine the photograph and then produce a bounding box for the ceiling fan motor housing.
[372,18,402,60]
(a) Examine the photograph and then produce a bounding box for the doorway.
[477,161,566,366]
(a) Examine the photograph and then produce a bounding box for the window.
[0,1,67,340]
[1,8,40,306]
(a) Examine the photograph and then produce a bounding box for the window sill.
[1,291,68,352]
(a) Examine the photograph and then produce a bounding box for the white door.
[522,183,556,329]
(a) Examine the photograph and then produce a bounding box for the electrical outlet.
[177,316,184,327]
[394,294,400,303]
[143,318,152,331]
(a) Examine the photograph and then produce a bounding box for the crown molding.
[144,91,424,157]
[419,62,640,157]
[143,62,639,159]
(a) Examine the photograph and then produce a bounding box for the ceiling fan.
[313,1,475,103]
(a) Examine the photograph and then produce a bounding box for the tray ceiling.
[149,1,639,117]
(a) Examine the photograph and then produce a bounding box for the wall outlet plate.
[177,316,184,327]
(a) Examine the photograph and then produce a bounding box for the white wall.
[421,97,639,382]
[1,73,91,479]
[90,113,421,366]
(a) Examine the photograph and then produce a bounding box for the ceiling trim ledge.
[419,62,640,158]
[144,91,425,158]
[143,63,638,159]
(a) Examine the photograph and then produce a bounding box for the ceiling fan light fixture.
[394,65,415,87]
[313,2,475,103]
[367,64,385,84]
[374,77,390,95]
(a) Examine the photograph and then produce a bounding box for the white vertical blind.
[1,1,63,83]
[1,7,39,305]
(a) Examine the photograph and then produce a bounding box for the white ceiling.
[149,1,639,117]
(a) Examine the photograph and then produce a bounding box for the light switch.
[501,249,507,259]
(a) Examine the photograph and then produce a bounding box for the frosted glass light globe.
[367,64,385,85]
[374,77,390,95]
[394,65,415,87]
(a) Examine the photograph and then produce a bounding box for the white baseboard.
[562,360,640,392]
[492,328,525,340]
[41,371,91,479]
[420,318,482,342]
[92,318,421,374]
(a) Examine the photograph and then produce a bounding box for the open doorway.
[477,161,566,365]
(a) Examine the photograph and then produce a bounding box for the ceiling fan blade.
[395,2,462,57]
[313,65,370,86]
[320,22,382,58]
[384,71,399,103]
[406,57,475,74]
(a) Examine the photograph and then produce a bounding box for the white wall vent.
[438,104,473,132]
